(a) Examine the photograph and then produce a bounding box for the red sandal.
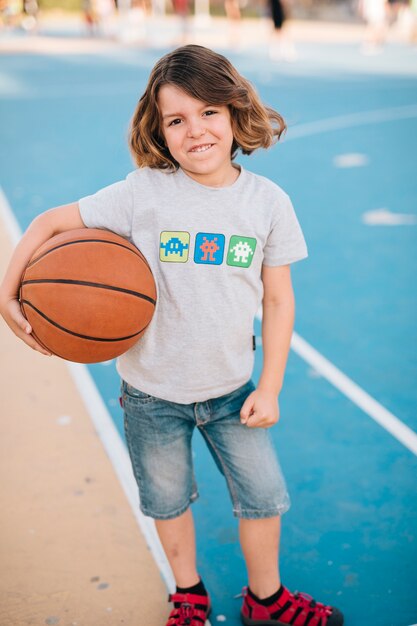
[166,591,211,625]
[241,585,343,626]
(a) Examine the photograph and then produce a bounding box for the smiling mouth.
[189,143,213,153]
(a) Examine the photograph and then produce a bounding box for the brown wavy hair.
[129,44,286,170]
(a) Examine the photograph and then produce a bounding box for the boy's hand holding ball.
[0,295,52,356]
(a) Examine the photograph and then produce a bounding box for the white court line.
[291,331,417,456]
[0,187,22,243]
[256,312,417,456]
[255,309,417,456]
[285,103,417,140]
[67,361,177,592]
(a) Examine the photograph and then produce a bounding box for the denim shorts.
[121,378,290,520]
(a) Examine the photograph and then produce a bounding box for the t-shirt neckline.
[177,165,244,191]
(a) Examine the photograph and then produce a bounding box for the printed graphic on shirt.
[194,233,225,265]
[227,235,257,268]
[160,231,190,263]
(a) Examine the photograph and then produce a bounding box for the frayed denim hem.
[233,502,290,519]
[141,491,199,520]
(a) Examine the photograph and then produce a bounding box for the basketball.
[19,228,157,363]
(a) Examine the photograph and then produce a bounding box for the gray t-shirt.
[78,166,307,404]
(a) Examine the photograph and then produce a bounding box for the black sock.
[248,585,283,606]
[174,579,207,607]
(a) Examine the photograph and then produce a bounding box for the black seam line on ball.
[21,300,149,342]
[21,279,156,305]
[26,239,150,270]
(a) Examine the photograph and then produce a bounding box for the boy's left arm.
[240,264,295,428]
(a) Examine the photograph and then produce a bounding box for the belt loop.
[194,400,211,426]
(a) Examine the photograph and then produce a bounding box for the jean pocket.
[123,381,155,402]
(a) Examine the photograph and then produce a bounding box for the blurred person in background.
[411,0,417,41]
[0,0,23,28]
[22,0,38,31]
[83,0,100,35]
[83,0,115,36]
[172,0,191,44]
[268,0,297,61]
[387,0,408,17]
[358,0,388,53]
[0,0,37,31]
[224,0,242,47]
[388,0,416,40]
[117,0,148,45]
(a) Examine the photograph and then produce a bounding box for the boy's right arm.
[0,202,85,355]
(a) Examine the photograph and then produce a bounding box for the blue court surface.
[1,26,417,626]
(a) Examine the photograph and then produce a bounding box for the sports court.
[1,14,416,626]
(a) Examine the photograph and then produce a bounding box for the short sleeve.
[263,193,308,266]
[78,173,134,239]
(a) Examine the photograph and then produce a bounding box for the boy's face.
[158,84,237,188]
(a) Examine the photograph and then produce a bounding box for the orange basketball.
[19,228,157,363]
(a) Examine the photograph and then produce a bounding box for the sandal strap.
[166,592,210,626]
[168,592,210,608]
